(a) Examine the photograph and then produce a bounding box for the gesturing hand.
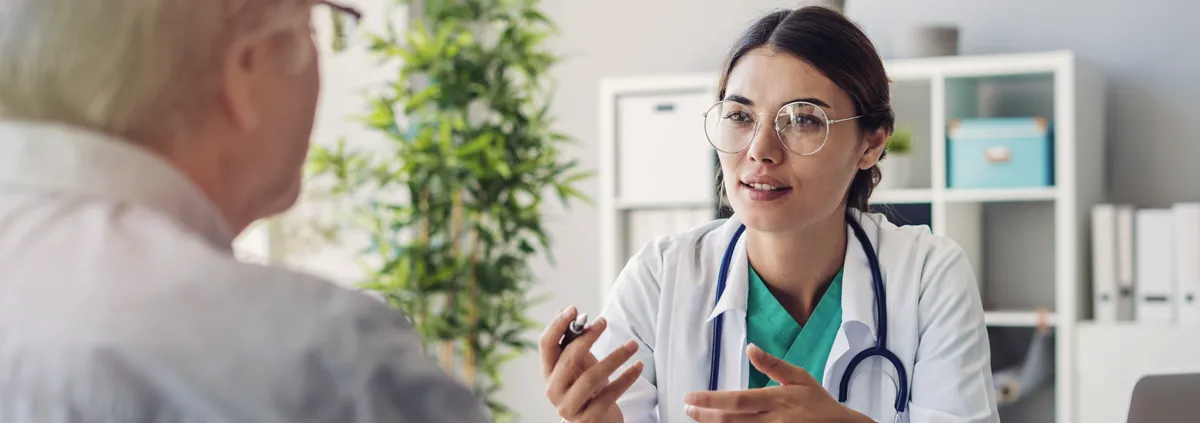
[539,307,644,423]
[683,344,874,423]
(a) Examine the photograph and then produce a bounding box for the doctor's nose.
[746,125,784,165]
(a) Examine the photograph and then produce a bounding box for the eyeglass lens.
[703,101,830,155]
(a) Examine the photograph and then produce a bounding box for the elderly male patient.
[0,1,487,422]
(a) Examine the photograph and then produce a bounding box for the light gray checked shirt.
[0,121,489,423]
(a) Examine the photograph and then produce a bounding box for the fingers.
[684,404,764,423]
[554,316,608,377]
[538,306,579,379]
[684,389,777,413]
[546,317,608,397]
[747,343,816,386]
[592,359,645,405]
[558,340,640,416]
[572,360,645,423]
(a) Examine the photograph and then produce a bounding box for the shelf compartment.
[872,188,933,204]
[982,202,1058,311]
[942,72,1058,194]
[881,78,934,190]
[870,202,932,232]
[985,310,1057,327]
[945,72,1057,122]
[988,326,1057,422]
[937,201,1057,313]
[944,187,1058,203]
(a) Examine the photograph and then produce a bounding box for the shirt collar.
[0,120,235,250]
[703,210,879,340]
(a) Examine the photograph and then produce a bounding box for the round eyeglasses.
[702,100,862,155]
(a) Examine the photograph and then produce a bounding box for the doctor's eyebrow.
[722,94,834,110]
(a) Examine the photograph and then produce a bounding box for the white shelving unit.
[598,50,1106,423]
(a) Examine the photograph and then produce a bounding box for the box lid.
[948,117,1051,141]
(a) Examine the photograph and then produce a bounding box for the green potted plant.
[877,126,913,189]
[308,1,592,421]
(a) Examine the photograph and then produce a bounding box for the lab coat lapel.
[705,217,750,391]
[823,210,880,390]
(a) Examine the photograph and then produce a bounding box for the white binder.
[1091,204,1119,322]
[1115,205,1136,321]
[1134,209,1176,324]
[1174,203,1200,325]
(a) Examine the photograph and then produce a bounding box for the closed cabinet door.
[616,91,715,206]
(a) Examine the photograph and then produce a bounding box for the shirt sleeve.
[907,244,1001,423]
[327,292,491,423]
[590,239,667,423]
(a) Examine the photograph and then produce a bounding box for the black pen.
[558,312,589,349]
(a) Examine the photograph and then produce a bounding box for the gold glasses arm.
[828,115,864,124]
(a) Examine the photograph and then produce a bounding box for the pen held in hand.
[558,312,588,349]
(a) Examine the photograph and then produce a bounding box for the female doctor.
[539,6,1000,423]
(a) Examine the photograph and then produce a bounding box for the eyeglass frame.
[320,1,363,22]
[700,100,863,156]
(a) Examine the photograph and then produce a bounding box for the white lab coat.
[0,121,488,423]
[591,211,1000,423]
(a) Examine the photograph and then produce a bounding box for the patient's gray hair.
[0,0,318,144]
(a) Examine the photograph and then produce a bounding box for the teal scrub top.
[745,265,843,388]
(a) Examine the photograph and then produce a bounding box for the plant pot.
[894,25,959,58]
[877,154,912,189]
[799,0,846,12]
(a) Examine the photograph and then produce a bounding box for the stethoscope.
[707,209,910,418]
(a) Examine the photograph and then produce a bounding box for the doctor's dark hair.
[714,6,895,213]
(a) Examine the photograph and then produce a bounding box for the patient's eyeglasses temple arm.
[320,0,363,22]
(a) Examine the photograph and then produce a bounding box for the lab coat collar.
[701,210,880,342]
[705,214,750,322]
[0,120,235,249]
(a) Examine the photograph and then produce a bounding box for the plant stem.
[464,232,481,390]
[443,190,463,382]
[419,188,438,369]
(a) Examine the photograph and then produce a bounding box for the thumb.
[747,343,818,386]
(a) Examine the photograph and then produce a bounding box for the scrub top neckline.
[746,265,844,389]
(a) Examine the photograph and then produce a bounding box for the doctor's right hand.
[539,306,644,423]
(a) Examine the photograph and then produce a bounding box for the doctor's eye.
[723,111,754,123]
[785,113,824,132]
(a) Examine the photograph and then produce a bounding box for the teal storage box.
[947,117,1054,189]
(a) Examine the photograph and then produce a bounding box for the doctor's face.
[715,46,882,233]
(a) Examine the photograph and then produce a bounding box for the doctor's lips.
[739,174,793,201]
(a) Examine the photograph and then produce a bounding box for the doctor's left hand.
[683,344,874,423]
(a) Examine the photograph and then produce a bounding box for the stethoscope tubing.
[707,210,909,415]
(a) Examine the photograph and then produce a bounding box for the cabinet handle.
[985,146,1011,163]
